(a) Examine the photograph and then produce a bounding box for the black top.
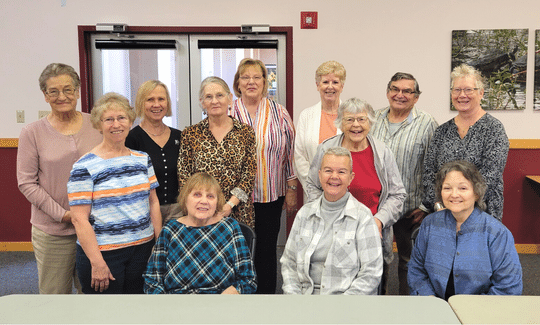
[125,125,182,205]
[445,267,455,301]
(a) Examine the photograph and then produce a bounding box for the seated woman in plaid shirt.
[144,172,256,294]
[281,147,383,295]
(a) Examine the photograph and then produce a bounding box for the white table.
[0,294,460,324]
[448,295,540,324]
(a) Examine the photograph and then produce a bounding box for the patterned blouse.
[143,217,257,294]
[422,114,509,220]
[230,98,296,203]
[68,150,158,250]
[178,117,256,228]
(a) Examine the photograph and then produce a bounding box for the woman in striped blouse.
[68,93,162,294]
[230,58,297,294]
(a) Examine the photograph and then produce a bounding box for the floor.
[1,249,539,296]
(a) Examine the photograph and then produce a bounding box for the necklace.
[142,123,167,137]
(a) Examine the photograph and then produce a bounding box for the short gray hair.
[90,92,136,129]
[334,98,375,130]
[321,146,353,171]
[450,64,485,90]
[199,76,232,113]
[39,63,81,92]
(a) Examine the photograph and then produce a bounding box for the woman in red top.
[305,98,406,294]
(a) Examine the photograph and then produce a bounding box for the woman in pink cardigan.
[16,63,102,294]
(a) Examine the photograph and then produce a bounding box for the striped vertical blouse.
[230,98,296,203]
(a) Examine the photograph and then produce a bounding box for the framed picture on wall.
[534,30,540,111]
[451,29,528,110]
[266,64,277,100]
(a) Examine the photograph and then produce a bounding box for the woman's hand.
[407,208,428,226]
[373,217,383,238]
[285,180,298,215]
[61,211,73,223]
[285,189,297,214]
[219,204,233,218]
[221,286,239,294]
[91,260,115,292]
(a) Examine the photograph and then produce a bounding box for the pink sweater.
[17,113,102,236]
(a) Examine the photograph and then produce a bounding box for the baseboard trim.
[0,242,33,251]
[392,242,539,254]
[515,244,540,254]
[1,242,539,254]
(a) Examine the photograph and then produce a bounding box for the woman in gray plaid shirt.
[281,147,383,294]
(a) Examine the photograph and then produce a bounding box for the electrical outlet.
[16,110,24,123]
[38,110,50,119]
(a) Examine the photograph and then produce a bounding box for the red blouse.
[349,145,382,216]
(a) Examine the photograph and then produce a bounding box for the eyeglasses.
[101,115,129,125]
[46,87,76,98]
[240,75,263,82]
[388,86,415,96]
[343,116,369,124]
[451,88,479,95]
[203,93,227,102]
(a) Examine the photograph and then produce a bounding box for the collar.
[200,116,241,130]
[382,106,418,124]
[307,193,360,222]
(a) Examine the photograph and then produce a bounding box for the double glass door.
[90,33,286,129]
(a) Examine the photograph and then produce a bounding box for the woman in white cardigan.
[294,61,346,200]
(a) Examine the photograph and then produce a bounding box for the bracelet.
[434,202,444,211]
[226,201,236,208]
[287,185,297,191]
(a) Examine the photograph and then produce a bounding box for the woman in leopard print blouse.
[178,77,256,228]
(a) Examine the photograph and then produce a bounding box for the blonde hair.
[315,61,346,84]
[90,92,135,129]
[177,173,226,216]
[135,80,172,118]
[451,64,485,90]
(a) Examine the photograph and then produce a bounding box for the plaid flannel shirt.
[281,194,383,295]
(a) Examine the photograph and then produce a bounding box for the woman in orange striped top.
[68,93,162,294]
[230,58,297,294]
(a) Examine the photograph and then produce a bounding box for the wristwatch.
[287,185,297,190]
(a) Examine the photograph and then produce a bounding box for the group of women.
[17,59,293,294]
[287,60,521,298]
[17,59,522,298]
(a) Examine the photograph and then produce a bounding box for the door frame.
[77,26,293,119]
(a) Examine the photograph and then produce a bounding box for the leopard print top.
[178,117,257,228]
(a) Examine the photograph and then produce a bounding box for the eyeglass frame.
[388,86,416,96]
[45,87,77,98]
[451,87,480,96]
[239,75,264,82]
[101,115,130,125]
[342,116,370,125]
[202,93,228,103]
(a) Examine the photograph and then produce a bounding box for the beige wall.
[2,0,539,138]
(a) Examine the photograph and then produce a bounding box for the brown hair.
[435,160,487,211]
[233,58,269,98]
